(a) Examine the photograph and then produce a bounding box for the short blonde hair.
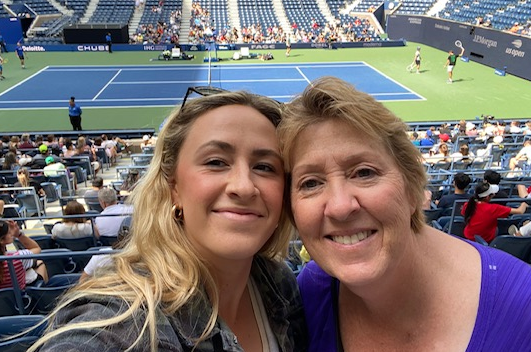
[278,76,427,233]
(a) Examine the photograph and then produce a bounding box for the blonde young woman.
[30,91,307,352]
[278,77,531,352]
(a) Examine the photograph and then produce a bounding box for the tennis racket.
[455,40,464,49]
[406,62,415,72]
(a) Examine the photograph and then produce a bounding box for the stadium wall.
[3,40,405,53]
[387,14,530,81]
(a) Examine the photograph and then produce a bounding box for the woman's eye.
[205,159,227,167]
[355,168,376,178]
[255,163,276,173]
[300,179,320,190]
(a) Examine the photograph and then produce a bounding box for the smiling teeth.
[331,231,371,245]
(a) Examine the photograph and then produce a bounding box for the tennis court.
[0,62,424,110]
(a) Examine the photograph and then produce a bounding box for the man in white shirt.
[95,188,132,238]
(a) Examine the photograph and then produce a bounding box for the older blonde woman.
[278,76,531,352]
[31,91,307,352]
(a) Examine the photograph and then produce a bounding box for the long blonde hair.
[30,91,292,351]
[278,76,427,233]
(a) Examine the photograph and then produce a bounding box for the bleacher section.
[394,0,437,15]
[195,0,230,32]
[10,0,59,15]
[88,0,135,24]
[439,0,531,32]
[238,0,281,36]
[283,0,327,34]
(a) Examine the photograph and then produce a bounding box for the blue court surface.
[0,62,425,110]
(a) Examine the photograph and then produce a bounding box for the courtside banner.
[387,14,531,80]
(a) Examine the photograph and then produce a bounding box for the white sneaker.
[508,224,519,236]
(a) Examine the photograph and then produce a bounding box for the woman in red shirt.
[462,182,527,243]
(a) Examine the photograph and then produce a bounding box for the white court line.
[0,66,49,97]
[295,67,312,85]
[362,61,426,101]
[93,69,122,101]
[110,78,307,84]
[44,63,368,72]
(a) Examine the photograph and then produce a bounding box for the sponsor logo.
[218,45,230,50]
[311,43,328,48]
[362,42,383,47]
[512,39,522,49]
[472,35,497,48]
[189,45,198,51]
[250,44,276,49]
[434,23,450,31]
[77,45,107,52]
[143,45,167,51]
[408,17,422,25]
[505,47,525,57]
[22,45,45,52]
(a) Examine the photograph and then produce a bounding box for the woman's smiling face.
[289,119,415,287]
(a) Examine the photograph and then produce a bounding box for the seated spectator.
[94,188,132,238]
[462,182,527,243]
[51,200,97,239]
[484,169,509,205]
[63,139,78,158]
[450,143,474,162]
[436,172,471,213]
[140,134,154,149]
[0,219,48,289]
[80,226,130,282]
[76,136,101,174]
[32,144,61,168]
[14,167,45,197]
[2,151,21,171]
[43,156,66,177]
[120,169,140,197]
[84,176,104,204]
[509,140,531,173]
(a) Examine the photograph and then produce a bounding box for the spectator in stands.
[119,169,140,197]
[80,225,130,282]
[51,200,97,239]
[0,219,48,290]
[462,181,526,243]
[84,176,103,204]
[450,143,474,162]
[31,90,306,352]
[436,172,471,213]
[419,129,435,146]
[1,152,20,171]
[508,139,531,174]
[14,167,45,197]
[279,76,531,352]
[101,134,118,164]
[484,169,509,205]
[140,134,154,149]
[94,188,132,238]
[76,136,101,174]
[43,156,66,177]
[18,133,35,149]
[68,96,82,131]
[32,144,61,168]
[63,138,78,158]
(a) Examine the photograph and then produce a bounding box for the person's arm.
[9,220,41,254]
[510,202,528,215]
[459,46,465,56]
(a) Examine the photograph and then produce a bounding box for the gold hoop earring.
[171,204,183,222]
